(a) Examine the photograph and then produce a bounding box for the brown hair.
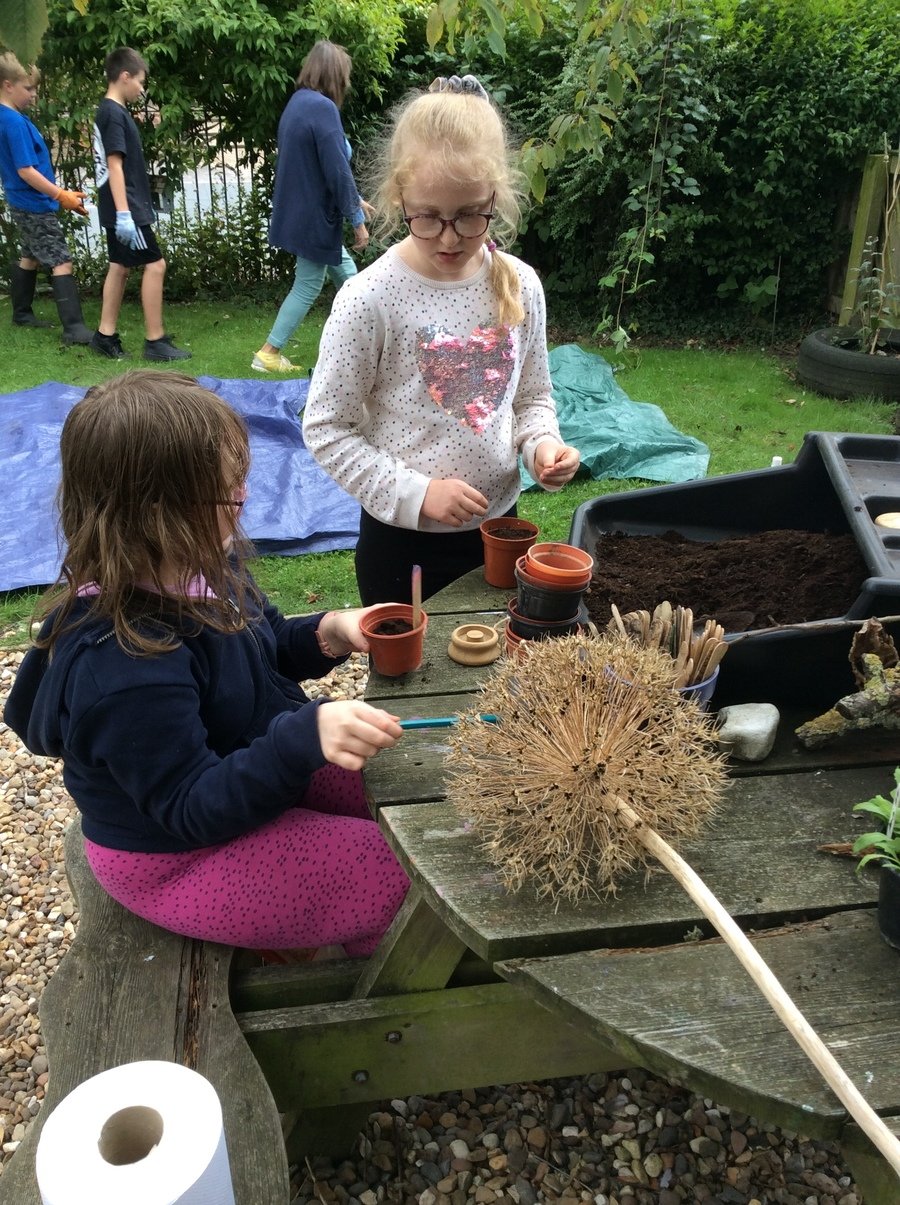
[0,51,31,87]
[104,46,148,83]
[370,89,526,326]
[295,40,351,108]
[35,371,256,657]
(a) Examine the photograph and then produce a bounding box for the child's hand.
[534,441,581,488]
[317,608,376,657]
[115,211,147,251]
[316,700,402,771]
[55,188,88,216]
[361,199,376,221]
[352,223,369,251]
[422,479,489,527]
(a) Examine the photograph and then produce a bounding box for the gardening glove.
[53,187,88,216]
[115,210,147,251]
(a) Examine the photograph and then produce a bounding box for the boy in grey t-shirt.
[91,46,189,361]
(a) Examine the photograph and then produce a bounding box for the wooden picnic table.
[6,569,899,1204]
[358,569,900,1203]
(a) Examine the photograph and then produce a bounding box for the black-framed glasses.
[211,484,247,514]
[401,192,496,240]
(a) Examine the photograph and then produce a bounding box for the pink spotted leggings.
[83,765,409,958]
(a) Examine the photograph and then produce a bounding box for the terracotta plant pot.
[524,542,594,587]
[515,561,586,621]
[504,621,534,662]
[481,517,540,589]
[878,863,900,951]
[360,603,428,677]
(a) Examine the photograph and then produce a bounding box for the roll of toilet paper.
[36,1060,235,1205]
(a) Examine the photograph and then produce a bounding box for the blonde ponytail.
[489,247,525,327]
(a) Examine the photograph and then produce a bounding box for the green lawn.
[1,294,895,642]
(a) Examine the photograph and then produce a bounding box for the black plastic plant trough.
[569,432,900,711]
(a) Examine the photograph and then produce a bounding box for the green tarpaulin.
[522,344,709,489]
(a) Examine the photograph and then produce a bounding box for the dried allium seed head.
[445,633,728,902]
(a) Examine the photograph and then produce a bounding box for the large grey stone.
[715,703,781,762]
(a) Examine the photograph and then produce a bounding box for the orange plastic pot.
[504,621,534,662]
[480,517,540,588]
[523,542,594,587]
[360,603,428,677]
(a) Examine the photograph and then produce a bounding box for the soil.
[488,526,534,540]
[374,618,413,635]
[584,529,868,632]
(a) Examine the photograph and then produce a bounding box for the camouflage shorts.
[10,206,71,270]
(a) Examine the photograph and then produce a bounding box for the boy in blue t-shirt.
[90,46,189,361]
[0,51,92,343]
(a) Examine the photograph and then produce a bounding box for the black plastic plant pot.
[878,864,900,951]
[515,569,584,622]
[506,599,582,640]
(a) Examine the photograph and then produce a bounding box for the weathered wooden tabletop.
[361,569,900,1202]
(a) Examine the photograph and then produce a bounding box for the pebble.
[715,703,781,762]
[0,650,864,1203]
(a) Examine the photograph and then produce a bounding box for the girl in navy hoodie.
[5,370,408,956]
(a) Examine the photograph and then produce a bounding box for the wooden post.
[840,151,900,327]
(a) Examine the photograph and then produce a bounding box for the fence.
[839,148,900,331]
[55,109,277,278]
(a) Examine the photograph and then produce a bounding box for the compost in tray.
[583,529,867,632]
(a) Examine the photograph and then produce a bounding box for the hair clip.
[486,239,498,252]
[428,74,489,102]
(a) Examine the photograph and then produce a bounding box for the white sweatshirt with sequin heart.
[303,245,563,532]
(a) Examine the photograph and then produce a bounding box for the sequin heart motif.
[416,324,514,433]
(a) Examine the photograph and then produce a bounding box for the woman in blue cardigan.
[252,41,371,373]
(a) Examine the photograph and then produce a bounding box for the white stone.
[715,703,780,762]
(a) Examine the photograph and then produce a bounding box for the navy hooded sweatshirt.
[4,592,346,853]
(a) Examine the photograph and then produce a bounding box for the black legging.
[355,505,517,605]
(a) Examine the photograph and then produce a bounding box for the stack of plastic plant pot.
[506,542,594,658]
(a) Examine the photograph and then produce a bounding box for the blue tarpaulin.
[2,348,708,592]
[1,376,361,592]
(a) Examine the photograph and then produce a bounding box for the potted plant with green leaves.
[852,766,900,949]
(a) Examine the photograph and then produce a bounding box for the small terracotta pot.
[481,517,540,589]
[524,542,594,586]
[504,621,534,661]
[878,864,900,951]
[360,603,428,677]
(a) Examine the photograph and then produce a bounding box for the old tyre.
[797,326,900,401]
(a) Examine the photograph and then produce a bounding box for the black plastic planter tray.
[569,431,900,710]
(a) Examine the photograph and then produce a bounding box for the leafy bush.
[502,0,900,335]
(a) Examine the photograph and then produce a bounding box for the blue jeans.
[267,247,357,348]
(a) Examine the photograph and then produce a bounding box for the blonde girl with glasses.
[303,79,580,606]
[6,370,409,957]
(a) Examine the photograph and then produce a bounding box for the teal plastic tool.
[399,714,499,730]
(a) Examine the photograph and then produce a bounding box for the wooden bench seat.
[2,819,290,1205]
[497,909,900,1204]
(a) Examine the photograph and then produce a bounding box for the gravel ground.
[0,648,863,1203]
